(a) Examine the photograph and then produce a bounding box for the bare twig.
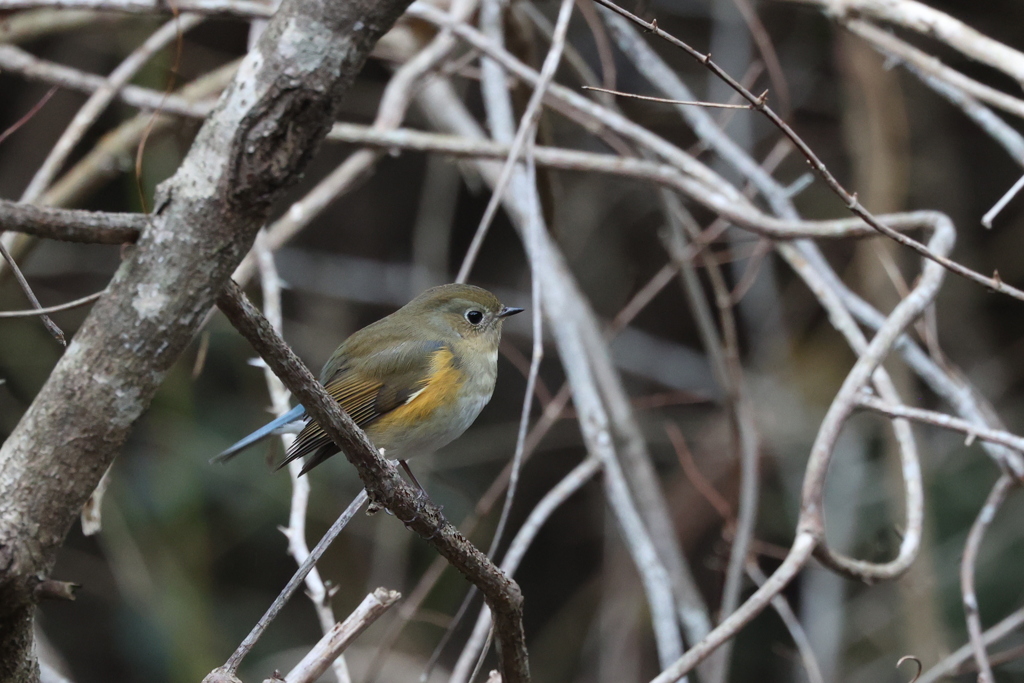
[581,86,754,109]
[0,200,144,243]
[960,475,1017,683]
[455,0,576,283]
[983,173,1024,228]
[918,603,1024,683]
[0,85,57,146]
[216,489,369,675]
[857,393,1024,458]
[0,44,212,117]
[284,588,400,683]
[0,290,105,318]
[0,237,64,344]
[664,423,732,521]
[0,0,273,17]
[19,13,205,202]
[746,561,824,683]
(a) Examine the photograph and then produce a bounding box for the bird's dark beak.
[499,306,524,318]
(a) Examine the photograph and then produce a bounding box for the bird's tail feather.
[212,404,306,463]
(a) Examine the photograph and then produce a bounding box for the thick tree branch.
[0,0,413,680]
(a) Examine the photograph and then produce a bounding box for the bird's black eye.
[465,310,484,325]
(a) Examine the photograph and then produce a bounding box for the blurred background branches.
[2,0,1024,682]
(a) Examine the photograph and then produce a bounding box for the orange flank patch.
[376,346,465,429]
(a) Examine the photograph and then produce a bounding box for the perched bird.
[215,283,523,477]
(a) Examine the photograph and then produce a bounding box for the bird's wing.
[282,339,447,472]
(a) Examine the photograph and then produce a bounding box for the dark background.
[2,1,1023,681]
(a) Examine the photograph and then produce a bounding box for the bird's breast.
[367,342,498,458]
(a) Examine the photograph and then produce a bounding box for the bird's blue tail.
[212,404,307,463]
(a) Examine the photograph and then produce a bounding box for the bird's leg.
[399,459,428,498]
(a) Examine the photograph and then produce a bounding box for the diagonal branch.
[214,281,529,683]
[0,236,64,344]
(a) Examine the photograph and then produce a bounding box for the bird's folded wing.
[282,339,447,467]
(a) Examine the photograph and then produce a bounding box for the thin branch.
[0,237,64,344]
[325,126,962,242]
[0,0,273,17]
[857,393,1024,457]
[455,0,576,283]
[581,85,755,108]
[960,475,1017,683]
[983,173,1024,228]
[0,44,212,118]
[216,489,369,675]
[0,290,105,318]
[20,13,205,202]
[746,561,824,683]
[0,85,57,146]
[918,603,1024,683]
[284,588,400,683]
[664,423,732,521]
[0,200,144,243]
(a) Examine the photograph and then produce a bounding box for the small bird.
[215,283,523,477]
